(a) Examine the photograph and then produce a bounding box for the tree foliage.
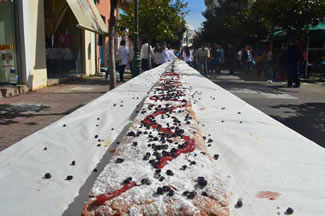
[117,0,188,46]
[196,0,325,46]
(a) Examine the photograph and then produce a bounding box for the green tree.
[117,0,187,66]
[107,0,131,90]
[252,0,325,37]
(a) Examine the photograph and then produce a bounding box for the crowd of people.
[112,38,320,88]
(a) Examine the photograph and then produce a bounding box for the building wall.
[83,30,96,76]
[95,0,111,72]
[22,0,47,90]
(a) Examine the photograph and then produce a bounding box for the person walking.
[287,40,302,88]
[209,44,219,76]
[264,43,274,83]
[140,39,153,72]
[117,40,128,82]
[241,44,254,80]
[194,43,210,77]
[182,46,193,67]
[153,42,169,67]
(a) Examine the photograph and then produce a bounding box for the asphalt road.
[213,75,325,148]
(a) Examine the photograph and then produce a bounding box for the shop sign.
[0,44,14,50]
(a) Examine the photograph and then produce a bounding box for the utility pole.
[132,0,141,77]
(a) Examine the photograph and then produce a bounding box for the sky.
[184,0,206,31]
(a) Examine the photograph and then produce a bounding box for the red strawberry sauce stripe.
[145,75,196,169]
[96,181,137,204]
[94,71,196,205]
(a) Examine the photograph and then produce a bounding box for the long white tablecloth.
[0,61,324,216]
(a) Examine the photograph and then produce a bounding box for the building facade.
[0,0,109,91]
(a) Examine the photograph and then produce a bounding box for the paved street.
[0,76,117,151]
[213,74,325,148]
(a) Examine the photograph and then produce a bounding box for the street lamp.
[132,0,142,77]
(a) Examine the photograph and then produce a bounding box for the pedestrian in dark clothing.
[241,44,254,80]
[287,41,302,87]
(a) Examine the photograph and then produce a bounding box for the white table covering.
[0,61,324,216]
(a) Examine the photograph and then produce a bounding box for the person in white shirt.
[182,46,193,67]
[140,39,153,72]
[153,43,169,67]
[117,40,128,82]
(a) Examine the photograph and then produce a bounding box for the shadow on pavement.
[270,102,325,148]
[215,80,299,95]
[0,103,84,126]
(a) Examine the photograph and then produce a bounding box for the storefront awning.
[66,0,108,35]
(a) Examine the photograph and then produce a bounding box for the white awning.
[66,0,108,35]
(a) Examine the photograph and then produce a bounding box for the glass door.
[0,0,17,84]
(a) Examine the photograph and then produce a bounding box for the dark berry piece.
[166,170,174,176]
[93,168,98,172]
[141,178,151,185]
[127,131,136,136]
[117,142,120,145]
[201,152,206,155]
[66,175,73,181]
[190,161,196,165]
[44,173,51,179]
[71,161,76,166]
[115,158,124,163]
[202,192,208,197]
[285,207,294,215]
[208,144,211,147]
[188,191,197,199]
[122,177,132,185]
[97,117,100,120]
[96,124,99,127]
[113,104,116,107]
[97,144,101,147]
[43,147,47,151]
[94,135,98,139]
[207,138,213,143]
[98,139,101,142]
[162,186,171,192]
[159,176,165,182]
[235,198,243,208]
[156,187,164,195]
[183,191,190,196]
[155,169,161,174]
[111,128,114,131]
[180,165,187,170]
[63,124,66,127]
[132,142,138,147]
[168,190,175,196]
[213,154,219,160]
[197,177,208,188]
[143,153,151,161]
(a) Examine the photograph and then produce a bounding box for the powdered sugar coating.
[83,63,229,216]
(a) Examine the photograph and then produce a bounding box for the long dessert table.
[0,61,324,216]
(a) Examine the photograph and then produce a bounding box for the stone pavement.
[0,76,123,152]
[212,73,325,147]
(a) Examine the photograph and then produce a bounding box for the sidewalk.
[213,71,325,147]
[0,75,125,151]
